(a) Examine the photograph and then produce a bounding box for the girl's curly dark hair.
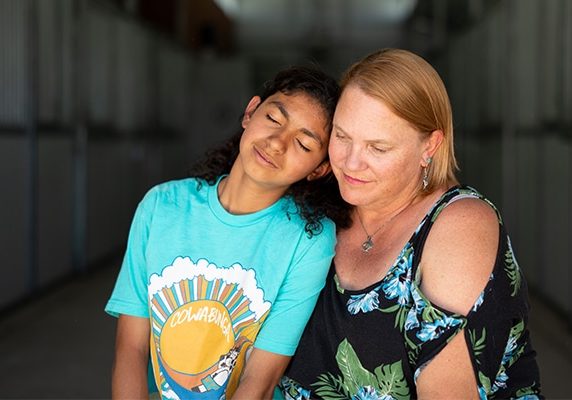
[189,66,352,236]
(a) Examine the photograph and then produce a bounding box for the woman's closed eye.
[371,146,387,154]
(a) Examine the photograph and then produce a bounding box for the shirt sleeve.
[254,220,336,356]
[104,188,158,318]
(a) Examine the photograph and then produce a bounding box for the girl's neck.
[217,169,286,215]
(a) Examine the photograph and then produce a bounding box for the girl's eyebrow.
[269,100,324,148]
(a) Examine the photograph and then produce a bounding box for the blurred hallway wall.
[432,0,572,323]
[0,0,252,309]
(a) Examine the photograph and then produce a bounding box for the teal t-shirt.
[105,177,335,399]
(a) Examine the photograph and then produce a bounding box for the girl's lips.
[343,173,369,185]
[254,146,278,168]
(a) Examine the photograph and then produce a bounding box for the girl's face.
[329,85,432,209]
[236,91,331,193]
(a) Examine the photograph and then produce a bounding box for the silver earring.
[422,157,432,190]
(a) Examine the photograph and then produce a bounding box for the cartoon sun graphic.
[147,257,270,399]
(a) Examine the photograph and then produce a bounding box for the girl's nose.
[266,131,287,154]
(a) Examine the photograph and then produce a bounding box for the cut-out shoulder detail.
[420,197,499,315]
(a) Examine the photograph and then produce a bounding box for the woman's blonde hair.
[341,48,459,191]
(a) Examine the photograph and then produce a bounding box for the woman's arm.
[112,314,151,399]
[416,198,499,399]
[232,348,291,399]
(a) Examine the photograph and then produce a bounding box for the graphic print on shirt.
[148,256,271,400]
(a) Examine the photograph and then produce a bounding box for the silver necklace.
[356,211,388,253]
[356,202,413,253]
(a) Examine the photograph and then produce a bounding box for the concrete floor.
[0,262,571,399]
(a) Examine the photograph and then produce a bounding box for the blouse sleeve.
[404,280,467,382]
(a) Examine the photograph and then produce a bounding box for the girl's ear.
[306,161,331,181]
[241,96,262,128]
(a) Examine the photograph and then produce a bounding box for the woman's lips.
[343,173,369,185]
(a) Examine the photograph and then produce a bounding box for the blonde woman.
[280,49,542,399]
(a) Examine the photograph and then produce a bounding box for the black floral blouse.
[280,186,542,399]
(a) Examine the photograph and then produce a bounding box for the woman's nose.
[344,145,365,171]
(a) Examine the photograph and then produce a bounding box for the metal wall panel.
[0,0,29,126]
[564,0,572,125]
[482,6,502,126]
[189,58,252,158]
[0,137,30,308]
[38,0,61,123]
[512,0,541,128]
[158,44,193,134]
[513,136,542,285]
[38,136,74,286]
[86,9,115,125]
[538,137,571,314]
[538,0,564,123]
[116,20,153,132]
[86,140,143,265]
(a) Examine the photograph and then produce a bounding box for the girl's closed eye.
[296,139,311,152]
[266,114,280,124]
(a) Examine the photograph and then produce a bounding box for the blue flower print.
[478,385,488,400]
[472,291,484,312]
[352,386,392,400]
[416,314,462,342]
[491,371,509,393]
[347,288,381,315]
[404,306,420,330]
[502,333,518,364]
[381,251,412,306]
[404,284,429,331]
[280,376,311,400]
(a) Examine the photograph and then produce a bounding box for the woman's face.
[329,85,429,209]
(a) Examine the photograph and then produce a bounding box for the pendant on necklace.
[361,236,374,253]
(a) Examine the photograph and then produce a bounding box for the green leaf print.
[336,339,378,393]
[469,328,487,364]
[313,373,351,400]
[313,340,411,400]
[516,383,538,397]
[504,248,522,297]
[374,361,410,400]
[509,320,525,340]
[478,371,492,395]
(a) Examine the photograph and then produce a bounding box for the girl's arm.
[112,314,150,399]
[232,348,290,399]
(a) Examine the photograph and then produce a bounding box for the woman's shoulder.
[419,186,500,315]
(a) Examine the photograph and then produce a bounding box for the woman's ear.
[306,161,332,181]
[241,96,262,128]
[422,129,444,165]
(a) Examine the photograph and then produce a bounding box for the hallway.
[0,260,571,399]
